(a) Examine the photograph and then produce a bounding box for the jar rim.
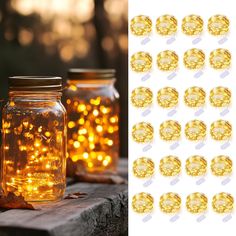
[68,68,116,81]
[9,76,62,91]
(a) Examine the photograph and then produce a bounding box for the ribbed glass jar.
[2,76,67,202]
[64,69,119,174]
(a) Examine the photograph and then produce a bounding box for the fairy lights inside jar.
[2,76,66,202]
[64,69,119,174]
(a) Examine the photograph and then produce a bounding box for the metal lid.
[9,76,62,91]
[68,69,116,80]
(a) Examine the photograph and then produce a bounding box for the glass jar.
[64,69,119,174]
[2,76,67,202]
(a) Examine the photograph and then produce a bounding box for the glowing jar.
[2,76,67,202]
[64,69,119,174]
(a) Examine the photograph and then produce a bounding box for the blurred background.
[0,0,128,157]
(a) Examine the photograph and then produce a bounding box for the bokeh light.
[0,0,128,156]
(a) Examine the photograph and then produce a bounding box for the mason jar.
[64,69,119,175]
[2,76,67,202]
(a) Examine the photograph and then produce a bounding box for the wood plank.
[0,160,128,236]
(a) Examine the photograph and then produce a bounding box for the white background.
[129,0,236,235]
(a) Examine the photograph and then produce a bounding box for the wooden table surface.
[0,159,128,236]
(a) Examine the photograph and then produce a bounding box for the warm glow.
[118,34,128,52]
[78,118,85,125]
[65,85,119,173]
[104,0,126,17]
[78,135,85,142]
[77,104,86,112]
[79,128,87,135]
[102,36,115,52]
[59,44,75,62]
[10,0,97,60]
[107,139,113,146]
[9,0,127,61]
[75,39,90,58]
[90,97,101,106]
[38,126,43,133]
[103,160,109,166]
[45,131,51,137]
[68,121,76,129]
[69,85,77,91]
[3,113,66,202]
[96,125,103,133]
[18,28,34,46]
[93,109,99,116]
[11,0,94,22]
[73,141,80,149]
[83,152,89,159]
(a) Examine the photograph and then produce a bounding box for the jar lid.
[68,69,116,80]
[9,76,62,91]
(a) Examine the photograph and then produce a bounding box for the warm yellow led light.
[159,120,181,141]
[130,52,152,73]
[208,15,230,36]
[132,122,154,143]
[184,87,206,108]
[211,155,232,176]
[212,193,234,213]
[186,193,208,214]
[133,157,155,178]
[185,120,207,141]
[185,155,207,176]
[68,121,76,129]
[131,87,153,108]
[183,49,205,70]
[157,87,179,108]
[157,50,178,71]
[210,120,232,141]
[132,192,154,213]
[182,15,204,36]
[130,15,152,36]
[159,156,181,176]
[209,49,231,70]
[156,15,177,36]
[159,192,181,213]
[209,87,231,107]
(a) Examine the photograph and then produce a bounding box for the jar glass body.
[2,92,67,202]
[64,79,119,174]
